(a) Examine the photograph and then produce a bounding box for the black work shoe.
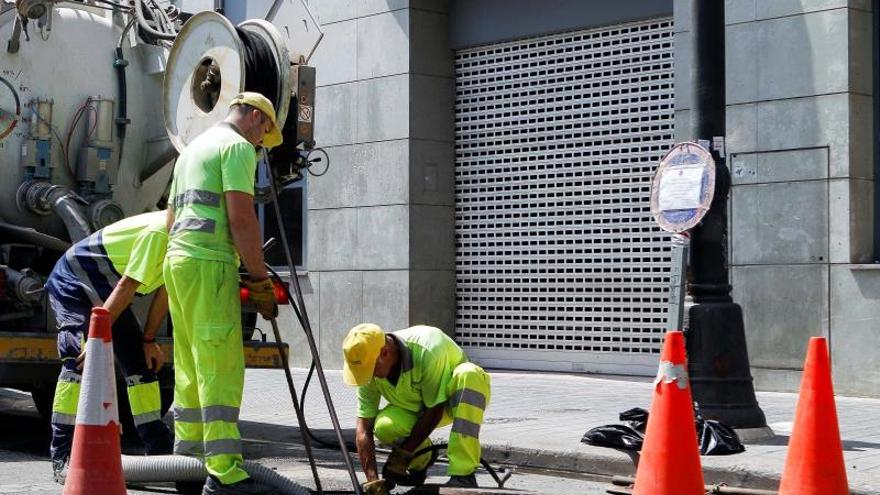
[202,476,279,495]
[51,457,69,485]
[147,435,175,456]
[445,473,478,488]
[176,480,205,495]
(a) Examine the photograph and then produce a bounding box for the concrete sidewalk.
[241,368,880,494]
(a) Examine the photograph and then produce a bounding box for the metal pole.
[686,0,768,431]
[666,234,689,332]
[265,0,283,22]
[268,318,323,493]
[873,0,880,262]
[266,169,363,495]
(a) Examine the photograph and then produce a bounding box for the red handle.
[240,282,288,304]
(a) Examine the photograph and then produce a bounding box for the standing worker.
[342,323,492,494]
[163,92,281,495]
[45,210,174,484]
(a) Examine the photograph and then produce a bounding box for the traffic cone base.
[632,331,705,495]
[62,308,127,495]
[63,424,126,494]
[778,337,849,495]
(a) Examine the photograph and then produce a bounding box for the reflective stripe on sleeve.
[174,189,221,208]
[170,217,216,235]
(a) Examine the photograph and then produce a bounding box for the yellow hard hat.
[228,91,283,149]
[342,323,385,386]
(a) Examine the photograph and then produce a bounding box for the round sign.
[650,142,716,233]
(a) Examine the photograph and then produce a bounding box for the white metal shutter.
[454,19,675,376]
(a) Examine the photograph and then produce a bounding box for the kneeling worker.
[45,210,174,483]
[342,323,491,494]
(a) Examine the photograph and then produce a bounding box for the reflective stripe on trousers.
[446,363,490,475]
[164,256,248,485]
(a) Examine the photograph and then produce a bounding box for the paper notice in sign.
[658,165,704,211]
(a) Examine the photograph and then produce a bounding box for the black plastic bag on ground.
[618,407,649,433]
[581,424,644,451]
[582,410,745,456]
[697,418,745,455]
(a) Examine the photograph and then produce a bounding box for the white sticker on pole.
[658,165,704,211]
[650,142,716,233]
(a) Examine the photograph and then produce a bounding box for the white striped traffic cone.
[62,307,127,495]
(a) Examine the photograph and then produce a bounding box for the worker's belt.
[170,217,216,234]
[173,189,221,208]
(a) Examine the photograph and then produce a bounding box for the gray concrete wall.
[675,0,877,396]
[277,0,456,368]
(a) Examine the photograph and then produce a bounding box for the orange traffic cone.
[632,330,704,495]
[778,337,849,494]
[62,307,127,495]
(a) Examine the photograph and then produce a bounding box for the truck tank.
[0,0,323,422]
[0,5,175,240]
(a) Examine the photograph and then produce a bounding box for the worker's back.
[46,211,168,305]
[166,124,257,265]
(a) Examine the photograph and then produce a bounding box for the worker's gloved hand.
[382,447,415,482]
[243,278,278,320]
[362,479,388,495]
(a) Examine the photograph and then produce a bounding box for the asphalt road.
[0,388,611,495]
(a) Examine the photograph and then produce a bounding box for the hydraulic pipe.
[0,222,70,252]
[5,267,43,305]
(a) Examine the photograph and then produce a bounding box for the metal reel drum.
[239,19,291,132]
[163,12,291,152]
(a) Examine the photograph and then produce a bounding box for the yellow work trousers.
[164,256,248,485]
[375,362,491,476]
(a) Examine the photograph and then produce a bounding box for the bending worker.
[45,210,174,484]
[164,92,281,495]
[343,323,491,493]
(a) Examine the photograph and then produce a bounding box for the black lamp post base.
[686,301,769,430]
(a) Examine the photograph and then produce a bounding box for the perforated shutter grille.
[454,19,674,363]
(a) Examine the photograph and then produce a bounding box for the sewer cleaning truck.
[0,0,321,424]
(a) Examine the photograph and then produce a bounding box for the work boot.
[405,447,440,486]
[445,473,478,488]
[51,456,69,485]
[202,476,279,495]
[147,433,175,456]
[176,480,205,495]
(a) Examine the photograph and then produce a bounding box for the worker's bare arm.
[401,403,445,453]
[357,416,380,481]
